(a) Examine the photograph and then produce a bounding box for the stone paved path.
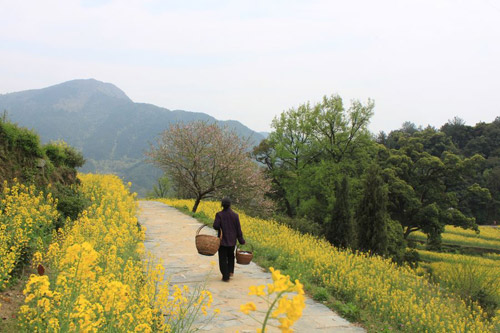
[139,201,365,333]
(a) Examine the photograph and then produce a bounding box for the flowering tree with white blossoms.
[147,121,271,213]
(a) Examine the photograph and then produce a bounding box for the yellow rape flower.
[240,302,257,314]
[272,296,290,318]
[249,285,266,296]
[278,317,294,332]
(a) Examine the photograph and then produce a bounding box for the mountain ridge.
[0,79,265,195]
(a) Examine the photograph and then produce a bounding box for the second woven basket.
[236,244,253,265]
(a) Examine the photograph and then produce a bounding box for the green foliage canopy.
[254,94,374,220]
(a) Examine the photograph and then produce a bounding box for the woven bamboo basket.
[195,225,222,256]
[236,244,253,265]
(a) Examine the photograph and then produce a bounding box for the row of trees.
[253,95,494,257]
[252,95,407,257]
[147,95,498,259]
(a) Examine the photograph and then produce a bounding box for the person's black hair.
[221,197,231,210]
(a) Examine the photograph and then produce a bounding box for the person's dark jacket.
[213,208,245,247]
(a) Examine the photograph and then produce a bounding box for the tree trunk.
[403,226,413,239]
[192,197,201,213]
[284,198,294,217]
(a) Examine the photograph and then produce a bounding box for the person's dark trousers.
[218,245,235,281]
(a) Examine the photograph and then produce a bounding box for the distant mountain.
[0,79,265,196]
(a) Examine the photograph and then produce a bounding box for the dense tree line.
[254,95,499,259]
[379,117,500,226]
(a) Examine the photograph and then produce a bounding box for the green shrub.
[44,143,67,167]
[273,214,323,237]
[386,218,406,263]
[63,145,85,168]
[313,287,329,302]
[50,183,91,229]
[332,300,360,322]
[43,141,85,168]
[0,122,43,158]
[0,120,48,186]
[403,248,420,268]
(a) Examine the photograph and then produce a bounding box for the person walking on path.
[213,197,245,282]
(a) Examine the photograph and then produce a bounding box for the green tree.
[386,218,406,263]
[310,95,374,163]
[383,118,500,225]
[252,139,294,216]
[260,94,374,221]
[327,177,354,248]
[148,175,171,198]
[463,119,500,158]
[356,164,388,255]
[458,118,500,223]
[485,166,500,223]
[378,140,481,241]
[268,102,317,215]
[440,116,472,151]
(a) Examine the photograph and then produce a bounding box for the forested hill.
[0,79,264,195]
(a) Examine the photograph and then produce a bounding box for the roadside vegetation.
[1,116,89,331]
[160,198,500,332]
[0,119,216,331]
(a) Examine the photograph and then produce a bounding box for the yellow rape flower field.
[417,249,500,317]
[160,199,500,332]
[418,249,500,267]
[3,176,499,332]
[410,226,500,251]
[2,175,215,332]
[0,181,59,291]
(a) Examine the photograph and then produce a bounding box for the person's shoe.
[222,278,230,282]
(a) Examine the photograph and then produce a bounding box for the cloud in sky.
[1,0,499,133]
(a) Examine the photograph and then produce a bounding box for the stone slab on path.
[139,201,365,333]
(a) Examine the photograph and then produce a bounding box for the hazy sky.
[1,0,499,134]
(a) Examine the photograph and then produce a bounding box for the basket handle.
[236,243,253,252]
[196,224,222,239]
